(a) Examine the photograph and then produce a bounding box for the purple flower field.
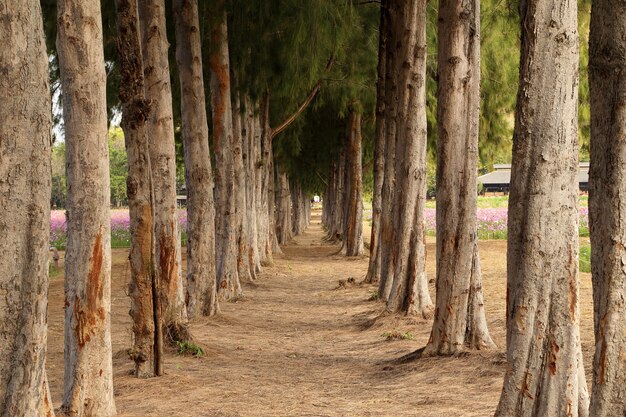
[51,206,590,247]
[50,209,188,248]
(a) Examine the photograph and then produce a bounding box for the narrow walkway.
[47,212,510,416]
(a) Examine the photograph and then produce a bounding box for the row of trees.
[315,0,622,415]
[2,0,328,414]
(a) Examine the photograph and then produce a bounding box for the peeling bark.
[424,0,494,355]
[494,0,589,414]
[588,0,626,414]
[208,1,242,299]
[57,0,116,413]
[0,1,54,414]
[139,0,189,343]
[173,0,218,317]
[115,0,161,377]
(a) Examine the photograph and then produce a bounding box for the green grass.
[176,341,204,357]
[425,195,589,209]
[580,245,591,273]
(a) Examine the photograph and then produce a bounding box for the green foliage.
[176,341,205,357]
[50,128,129,209]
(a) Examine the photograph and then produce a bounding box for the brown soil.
[46,211,595,416]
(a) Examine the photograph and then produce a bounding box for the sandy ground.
[46,211,595,416]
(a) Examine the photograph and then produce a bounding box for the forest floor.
[45,210,595,416]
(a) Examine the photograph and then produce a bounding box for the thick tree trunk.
[275,165,293,245]
[139,0,189,343]
[0,1,55,414]
[494,0,589,415]
[382,0,433,318]
[341,108,364,257]
[365,0,388,283]
[232,91,253,282]
[116,0,161,378]
[588,1,626,415]
[173,0,218,317]
[268,150,283,255]
[208,1,242,299]
[424,0,495,355]
[57,0,117,414]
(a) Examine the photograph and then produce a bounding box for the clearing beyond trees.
[44,212,595,416]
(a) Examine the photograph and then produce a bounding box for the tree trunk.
[57,0,116,414]
[139,0,189,343]
[208,1,242,299]
[245,97,262,276]
[365,0,388,283]
[291,183,308,236]
[377,0,400,302]
[116,0,161,378]
[341,108,364,256]
[232,90,253,282]
[0,1,55,414]
[173,0,219,317]
[275,165,293,245]
[255,97,272,266]
[424,0,495,355]
[327,149,346,242]
[494,0,589,414]
[382,0,433,318]
[588,0,626,415]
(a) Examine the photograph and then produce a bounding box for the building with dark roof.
[478,162,589,193]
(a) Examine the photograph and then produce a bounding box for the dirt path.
[45,211,596,416]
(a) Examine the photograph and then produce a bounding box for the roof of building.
[478,163,589,186]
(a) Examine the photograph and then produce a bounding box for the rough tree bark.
[57,0,117,414]
[365,0,388,283]
[173,0,219,317]
[115,0,162,378]
[208,1,242,299]
[275,165,293,245]
[139,0,190,343]
[245,98,262,276]
[255,96,273,266]
[377,0,400,302]
[341,108,364,256]
[232,91,253,282]
[424,0,495,355]
[291,183,308,236]
[588,0,626,415]
[494,0,589,415]
[383,0,433,317]
[326,150,346,242]
[0,1,55,414]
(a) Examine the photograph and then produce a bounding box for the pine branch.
[270,54,336,140]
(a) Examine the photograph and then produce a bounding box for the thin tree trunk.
[256,97,273,266]
[382,0,433,318]
[232,90,253,282]
[208,1,242,299]
[365,0,388,283]
[57,0,116,413]
[139,0,189,344]
[377,0,400,301]
[275,165,293,245]
[342,108,364,256]
[173,0,218,317]
[588,0,626,414]
[245,98,262,276]
[424,0,495,355]
[116,0,161,378]
[0,1,55,414]
[494,0,589,414]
